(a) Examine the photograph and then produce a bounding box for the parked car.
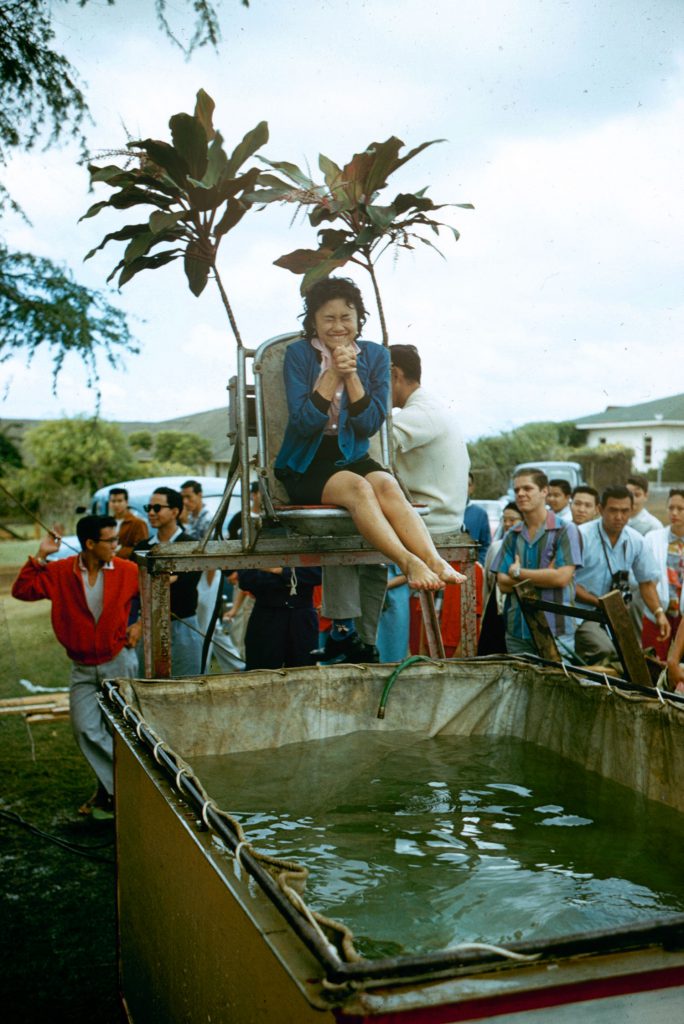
[471,498,505,540]
[47,475,241,560]
[501,461,584,503]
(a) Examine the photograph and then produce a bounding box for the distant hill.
[0,407,233,473]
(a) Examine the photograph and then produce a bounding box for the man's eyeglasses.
[144,503,170,513]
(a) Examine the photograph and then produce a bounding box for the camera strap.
[597,527,627,581]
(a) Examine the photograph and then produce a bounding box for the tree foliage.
[128,429,154,451]
[0,427,23,475]
[251,136,473,342]
[153,429,212,466]
[468,421,582,496]
[662,447,684,482]
[22,417,134,494]
[0,244,138,392]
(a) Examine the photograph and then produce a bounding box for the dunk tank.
[102,657,684,1023]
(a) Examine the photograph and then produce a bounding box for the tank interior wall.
[118,660,684,814]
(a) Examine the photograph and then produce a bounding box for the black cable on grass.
[0,808,115,864]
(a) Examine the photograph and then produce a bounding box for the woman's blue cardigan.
[274,338,390,476]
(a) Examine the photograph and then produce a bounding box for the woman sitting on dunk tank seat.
[274,276,464,592]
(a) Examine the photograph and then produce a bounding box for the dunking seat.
[252,332,427,537]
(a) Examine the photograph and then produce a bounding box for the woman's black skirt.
[275,434,385,505]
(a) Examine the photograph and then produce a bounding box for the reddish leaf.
[194,89,216,142]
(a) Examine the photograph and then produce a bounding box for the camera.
[610,570,632,604]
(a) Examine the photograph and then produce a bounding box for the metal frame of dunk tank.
[136,333,478,678]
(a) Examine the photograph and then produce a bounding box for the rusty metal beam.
[418,591,446,659]
[137,536,475,574]
[138,537,479,678]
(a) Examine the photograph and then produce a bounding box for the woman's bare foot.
[404,554,444,591]
[428,558,467,585]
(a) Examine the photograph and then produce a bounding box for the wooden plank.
[514,580,561,661]
[0,693,69,716]
[599,590,654,687]
[418,591,446,659]
[26,710,70,723]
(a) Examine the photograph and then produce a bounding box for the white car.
[48,475,241,559]
[472,498,506,540]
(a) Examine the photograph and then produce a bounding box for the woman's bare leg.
[365,472,466,585]
[321,472,443,591]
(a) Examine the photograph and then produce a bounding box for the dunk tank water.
[102,658,684,1023]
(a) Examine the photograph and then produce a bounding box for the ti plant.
[81,89,268,348]
[251,136,473,345]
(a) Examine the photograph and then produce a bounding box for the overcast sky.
[2,0,683,440]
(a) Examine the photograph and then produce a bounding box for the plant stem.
[213,265,245,348]
[366,255,389,347]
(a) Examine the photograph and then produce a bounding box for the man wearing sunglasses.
[11,515,140,817]
[135,487,202,676]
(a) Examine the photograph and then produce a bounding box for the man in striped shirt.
[492,468,583,659]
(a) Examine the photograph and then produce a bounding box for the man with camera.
[574,485,669,664]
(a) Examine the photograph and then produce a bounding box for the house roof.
[576,392,684,429]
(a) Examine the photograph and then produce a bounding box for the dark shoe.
[315,633,379,665]
[78,783,113,817]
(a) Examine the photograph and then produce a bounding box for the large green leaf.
[213,166,260,205]
[360,137,404,197]
[365,203,399,232]
[130,138,189,190]
[117,249,184,287]
[319,153,344,196]
[317,228,352,251]
[391,191,439,215]
[149,210,187,234]
[108,186,172,212]
[253,172,293,189]
[89,163,181,199]
[88,164,136,185]
[274,248,327,273]
[199,132,230,188]
[169,113,208,181]
[257,157,315,189]
[224,121,269,179]
[124,231,158,263]
[214,198,248,238]
[184,241,211,296]
[84,223,150,261]
[309,203,340,228]
[194,89,216,142]
[80,200,113,221]
[301,256,350,294]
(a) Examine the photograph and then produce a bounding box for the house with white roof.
[575,392,684,472]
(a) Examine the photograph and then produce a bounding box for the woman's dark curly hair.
[300,277,369,341]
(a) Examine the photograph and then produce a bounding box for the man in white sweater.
[373,345,470,661]
[390,345,469,534]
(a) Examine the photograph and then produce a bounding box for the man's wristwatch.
[654,606,665,617]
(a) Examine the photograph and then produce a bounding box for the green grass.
[0,538,37,567]
[0,596,70,696]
